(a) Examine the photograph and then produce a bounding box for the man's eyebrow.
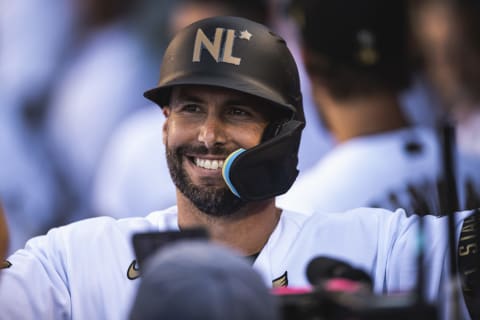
[173,94,204,104]
[222,98,256,107]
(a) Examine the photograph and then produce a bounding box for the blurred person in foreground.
[0,15,477,320]
[130,241,280,320]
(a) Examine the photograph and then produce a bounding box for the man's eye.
[182,104,201,113]
[228,108,250,117]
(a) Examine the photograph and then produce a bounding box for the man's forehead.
[169,85,289,119]
[170,85,270,107]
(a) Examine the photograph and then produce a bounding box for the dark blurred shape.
[306,256,373,292]
[132,228,209,268]
[167,0,269,39]
[277,256,436,320]
[290,0,411,99]
[129,241,280,320]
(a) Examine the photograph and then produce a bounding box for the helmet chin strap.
[221,119,292,198]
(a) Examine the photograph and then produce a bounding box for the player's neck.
[176,192,281,256]
[321,92,410,143]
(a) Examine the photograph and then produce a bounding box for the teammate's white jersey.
[278,126,480,215]
[0,206,473,319]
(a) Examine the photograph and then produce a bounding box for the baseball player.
[0,16,476,319]
[90,0,331,220]
[277,0,480,216]
[90,0,271,219]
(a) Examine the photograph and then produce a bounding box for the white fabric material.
[0,206,472,319]
[278,127,442,214]
[278,126,480,215]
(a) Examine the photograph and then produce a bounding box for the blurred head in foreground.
[129,241,280,320]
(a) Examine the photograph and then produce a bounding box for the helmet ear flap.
[261,119,289,142]
[222,120,305,201]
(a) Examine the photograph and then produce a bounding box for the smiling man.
[160,85,290,254]
[165,86,271,217]
[0,15,477,320]
[141,15,305,258]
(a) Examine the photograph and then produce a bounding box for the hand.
[0,203,9,260]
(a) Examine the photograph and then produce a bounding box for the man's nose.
[198,115,227,149]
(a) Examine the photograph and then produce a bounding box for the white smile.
[194,158,225,170]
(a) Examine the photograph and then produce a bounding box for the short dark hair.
[174,0,269,24]
[291,0,412,100]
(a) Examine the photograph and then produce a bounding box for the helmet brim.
[143,73,297,115]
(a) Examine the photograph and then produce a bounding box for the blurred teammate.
[411,1,480,317]
[411,0,480,157]
[44,0,159,222]
[278,0,480,215]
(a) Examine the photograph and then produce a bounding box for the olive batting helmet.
[144,16,305,201]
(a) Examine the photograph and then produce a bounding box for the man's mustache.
[176,144,232,157]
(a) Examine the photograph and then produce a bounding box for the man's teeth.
[195,158,224,170]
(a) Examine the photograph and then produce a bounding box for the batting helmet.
[144,16,305,201]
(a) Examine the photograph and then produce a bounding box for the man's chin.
[193,177,228,189]
[184,185,247,217]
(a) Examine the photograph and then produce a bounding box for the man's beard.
[166,144,248,217]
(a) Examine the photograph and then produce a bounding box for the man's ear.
[162,107,170,118]
[162,107,170,145]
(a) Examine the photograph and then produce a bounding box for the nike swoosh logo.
[127,260,141,280]
[0,260,11,269]
[272,271,288,288]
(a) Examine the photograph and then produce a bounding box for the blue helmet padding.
[222,148,246,198]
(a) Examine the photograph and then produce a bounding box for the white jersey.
[0,206,473,319]
[278,126,480,215]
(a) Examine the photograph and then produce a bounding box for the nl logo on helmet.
[192,28,252,66]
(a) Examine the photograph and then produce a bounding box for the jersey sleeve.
[283,207,474,319]
[384,209,473,319]
[0,226,72,318]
